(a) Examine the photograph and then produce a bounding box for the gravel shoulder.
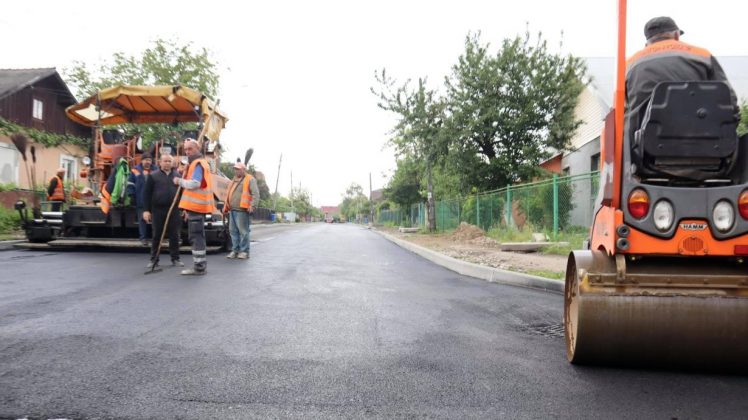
[375,225,568,278]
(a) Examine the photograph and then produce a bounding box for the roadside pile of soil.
[451,222,486,241]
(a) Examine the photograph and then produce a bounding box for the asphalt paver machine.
[18,85,232,251]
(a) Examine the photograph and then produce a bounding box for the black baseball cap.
[644,16,684,40]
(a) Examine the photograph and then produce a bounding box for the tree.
[290,187,317,220]
[444,31,586,190]
[64,38,221,146]
[385,158,423,222]
[373,73,447,232]
[339,182,370,221]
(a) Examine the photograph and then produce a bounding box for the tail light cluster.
[626,188,748,233]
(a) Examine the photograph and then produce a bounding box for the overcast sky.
[2,0,746,206]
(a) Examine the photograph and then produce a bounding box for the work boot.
[226,251,237,259]
[181,267,206,276]
[171,259,184,267]
[146,260,158,269]
[237,252,249,259]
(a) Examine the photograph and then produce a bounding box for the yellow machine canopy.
[65,85,227,141]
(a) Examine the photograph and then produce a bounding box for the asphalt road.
[0,223,746,418]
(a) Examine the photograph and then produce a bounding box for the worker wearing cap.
[127,153,153,246]
[223,161,260,259]
[46,167,66,212]
[173,139,214,275]
[626,16,738,131]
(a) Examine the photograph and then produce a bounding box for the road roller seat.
[632,81,739,181]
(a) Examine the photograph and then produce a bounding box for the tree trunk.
[427,160,436,233]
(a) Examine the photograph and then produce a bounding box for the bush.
[0,182,18,192]
[0,206,22,234]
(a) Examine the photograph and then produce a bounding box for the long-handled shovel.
[145,185,182,275]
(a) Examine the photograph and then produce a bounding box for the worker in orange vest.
[223,161,259,260]
[46,167,66,211]
[173,138,214,275]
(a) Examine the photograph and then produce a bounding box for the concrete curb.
[374,230,564,294]
[0,240,24,251]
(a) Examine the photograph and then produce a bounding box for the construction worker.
[143,154,183,270]
[46,168,66,211]
[626,16,739,130]
[223,161,260,259]
[127,153,153,246]
[173,139,214,276]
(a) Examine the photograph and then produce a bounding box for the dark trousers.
[187,211,207,271]
[150,207,181,263]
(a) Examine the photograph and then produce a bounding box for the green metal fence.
[378,171,600,235]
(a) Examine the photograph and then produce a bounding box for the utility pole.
[290,170,294,214]
[369,172,373,226]
[272,153,282,211]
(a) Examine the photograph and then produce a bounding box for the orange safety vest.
[47,175,65,201]
[178,158,215,214]
[100,184,111,215]
[224,174,253,211]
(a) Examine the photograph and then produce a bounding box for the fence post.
[505,185,512,227]
[553,174,559,239]
[476,194,480,228]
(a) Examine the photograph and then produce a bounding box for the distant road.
[1,223,746,418]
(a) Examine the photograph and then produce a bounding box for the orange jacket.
[47,175,65,201]
[224,174,253,212]
[178,158,215,214]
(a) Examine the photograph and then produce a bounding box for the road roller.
[565,1,748,371]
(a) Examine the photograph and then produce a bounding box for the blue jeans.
[229,210,251,253]
[136,208,150,240]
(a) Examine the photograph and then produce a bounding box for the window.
[590,153,600,172]
[562,167,570,176]
[60,155,76,182]
[32,98,44,120]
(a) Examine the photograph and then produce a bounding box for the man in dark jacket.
[626,16,738,130]
[143,154,183,269]
[127,153,153,246]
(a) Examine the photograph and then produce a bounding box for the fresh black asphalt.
[0,223,746,418]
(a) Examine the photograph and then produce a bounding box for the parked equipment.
[16,85,232,251]
[564,0,748,370]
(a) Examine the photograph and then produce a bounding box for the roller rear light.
[738,191,748,220]
[628,189,649,219]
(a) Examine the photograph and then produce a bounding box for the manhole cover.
[526,323,565,338]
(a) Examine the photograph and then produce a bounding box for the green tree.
[64,38,221,146]
[339,182,370,222]
[739,101,748,136]
[385,158,423,214]
[373,73,447,232]
[290,187,316,220]
[444,31,586,190]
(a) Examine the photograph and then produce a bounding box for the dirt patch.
[378,224,566,277]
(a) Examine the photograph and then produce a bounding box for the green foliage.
[487,225,534,243]
[385,158,423,209]
[63,38,221,147]
[0,182,18,192]
[526,269,564,280]
[517,176,573,232]
[290,187,318,219]
[0,206,22,235]
[0,117,89,148]
[339,182,370,220]
[461,194,507,231]
[444,31,586,190]
[739,101,748,136]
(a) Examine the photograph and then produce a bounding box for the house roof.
[0,68,78,104]
[583,56,748,109]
